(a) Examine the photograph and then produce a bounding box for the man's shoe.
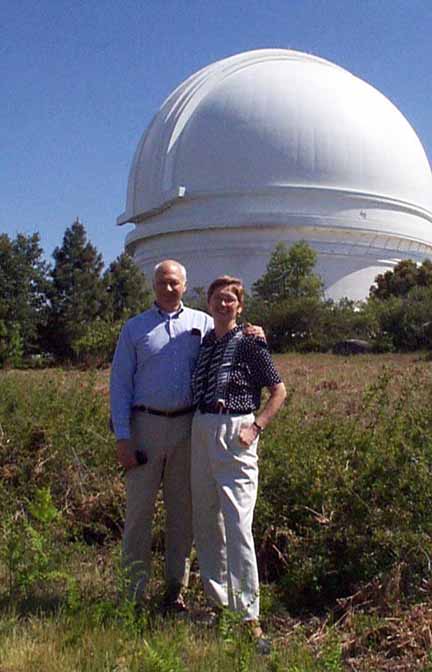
[193,606,222,627]
[244,619,272,655]
[160,592,189,618]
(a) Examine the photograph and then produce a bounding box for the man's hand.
[243,322,266,341]
[117,439,138,470]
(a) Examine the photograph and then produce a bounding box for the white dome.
[118,49,432,300]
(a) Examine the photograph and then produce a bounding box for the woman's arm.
[239,382,287,447]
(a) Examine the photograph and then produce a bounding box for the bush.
[0,321,24,368]
[367,286,432,351]
[2,364,432,614]
[245,297,376,353]
[256,368,432,610]
[0,370,167,556]
[0,371,122,543]
[0,487,76,602]
[72,319,123,367]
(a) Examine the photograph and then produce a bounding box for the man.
[110,259,211,612]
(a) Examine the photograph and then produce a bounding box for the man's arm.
[243,322,266,340]
[110,322,138,468]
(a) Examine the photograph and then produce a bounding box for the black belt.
[132,405,195,418]
[198,403,253,415]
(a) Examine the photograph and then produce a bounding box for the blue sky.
[2,0,431,268]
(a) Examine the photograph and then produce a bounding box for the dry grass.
[273,351,429,414]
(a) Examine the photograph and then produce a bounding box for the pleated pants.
[191,411,260,620]
[123,410,194,601]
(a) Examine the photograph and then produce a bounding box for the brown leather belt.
[132,404,195,418]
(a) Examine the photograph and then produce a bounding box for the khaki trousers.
[191,411,260,620]
[123,410,193,601]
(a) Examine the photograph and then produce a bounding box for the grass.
[0,599,344,672]
[1,353,432,670]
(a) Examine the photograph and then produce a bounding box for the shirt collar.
[208,324,242,344]
[153,301,184,318]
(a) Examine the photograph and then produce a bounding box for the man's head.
[153,260,187,312]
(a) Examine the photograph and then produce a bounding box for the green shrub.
[0,370,168,554]
[72,319,123,367]
[0,371,121,542]
[0,321,24,368]
[256,368,432,609]
[2,364,432,615]
[0,486,76,602]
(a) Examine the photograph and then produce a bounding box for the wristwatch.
[253,421,263,434]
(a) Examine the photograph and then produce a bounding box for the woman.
[191,276,286,651]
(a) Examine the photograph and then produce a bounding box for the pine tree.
[47,218,104,359]
[0,232,50,357]
[103,252,152,321]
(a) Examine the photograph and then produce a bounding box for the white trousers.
[123,411,193,601]
[191,411,260,620]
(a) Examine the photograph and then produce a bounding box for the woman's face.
[208,285,242,324]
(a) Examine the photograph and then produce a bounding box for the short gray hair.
[153,260,187,282]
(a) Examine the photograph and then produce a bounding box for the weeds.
[0,487,77,606]
[1,357,432,669]
[256,365,432,610]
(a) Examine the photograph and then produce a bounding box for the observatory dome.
[118,49,432,300]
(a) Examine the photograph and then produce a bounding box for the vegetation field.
[2,353,432,671]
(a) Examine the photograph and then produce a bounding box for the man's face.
[153,263,187,312]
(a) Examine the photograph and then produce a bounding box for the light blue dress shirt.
[110,303,213,439]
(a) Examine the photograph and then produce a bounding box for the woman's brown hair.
[207,276,245,307]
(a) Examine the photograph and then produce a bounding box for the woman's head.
[207,276,245,323]
[207,276,244,306]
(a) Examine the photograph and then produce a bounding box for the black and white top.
[192,325,282,414]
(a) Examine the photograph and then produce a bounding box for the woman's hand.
[238,422,261,447]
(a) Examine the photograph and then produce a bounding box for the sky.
[2,0,431,269]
